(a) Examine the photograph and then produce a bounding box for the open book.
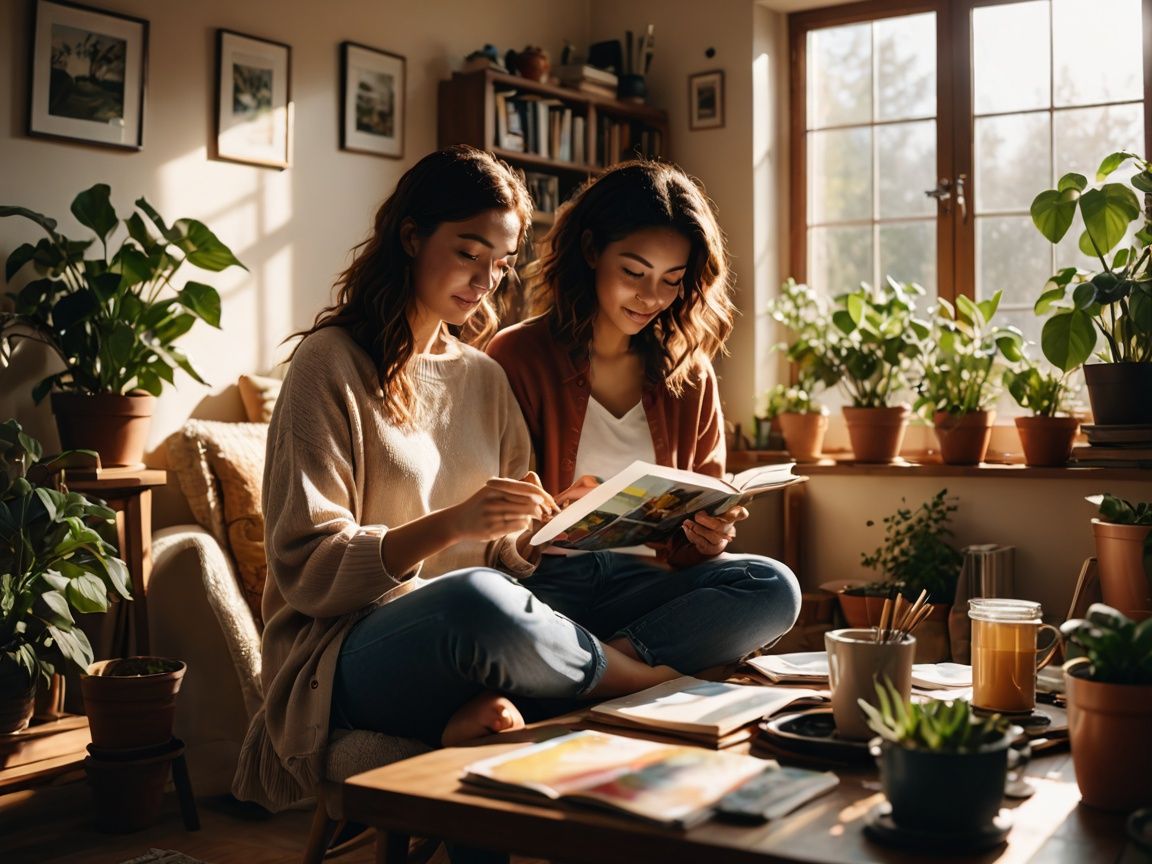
[459,729,769,829]
[587,677,824,745]
[531,460,802,552]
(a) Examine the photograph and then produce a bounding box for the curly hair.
[537,160,733,394]
[291,145,532,425]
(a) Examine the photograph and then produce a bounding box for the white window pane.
[878,121,937,218]
[810,225,873,296]
[973,2,1050,115]
[1054,104,1144,181]
[809,127,873,223]
[1054,0,1142,107]
[808,23,871,129]
[977,215,1053,306]
[876,13,936,121]
[879,221,937,298]
[975,114,1052,213]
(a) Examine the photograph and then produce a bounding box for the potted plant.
[1030,151,1152,425]
[1085,493,1152,621]
[860,681,1014,844]
[1060,603,1152,811]
[0,184,245,467]
[0,419,131,733]
[759,379,828,463]
[769,276,929,463]
[914,290,1023,465]
[852,489,963,661]
[1003,352,1081,467]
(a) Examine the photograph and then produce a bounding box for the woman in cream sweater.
[233,146,679,813]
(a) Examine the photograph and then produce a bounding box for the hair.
[291,145,532,425]
[537,160,734,395]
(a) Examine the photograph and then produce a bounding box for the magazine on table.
[587,676,824,742]
[459,729,770,829]
[745,654,975,691]
[530,459,803,552]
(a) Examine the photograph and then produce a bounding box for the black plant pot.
[1083,362,1152,425]
[873,735,1010,834]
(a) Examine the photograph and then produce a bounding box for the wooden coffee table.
[337,720,1131,864]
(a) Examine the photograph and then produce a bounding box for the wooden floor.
[0,779,545,864]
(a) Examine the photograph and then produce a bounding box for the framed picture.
[28,0,148,149]
[688,70,725,131]
[340,41,405,159]
[215,29,291,168]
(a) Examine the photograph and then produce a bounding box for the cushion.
[237,373,283,423]
[167,420,269,627]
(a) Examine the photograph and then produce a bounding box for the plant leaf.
[70,184,118,243]
[1041,309,1095,371]
[177,281,222,328]
[1031,189,1077,243]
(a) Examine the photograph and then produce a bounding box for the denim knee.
[430,568,528,636]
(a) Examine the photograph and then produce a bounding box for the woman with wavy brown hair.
[488,160,800,676]
[233,147,680,816]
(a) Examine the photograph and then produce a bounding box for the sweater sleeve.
[263,341,402,620]
[487,367,538,578]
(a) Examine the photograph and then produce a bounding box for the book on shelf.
[1069,444,1152,467]
[530,459,803,552]
[458,729,769,829]
[587,676,824,745]
[494,91,524,152]
[553,63,619,88]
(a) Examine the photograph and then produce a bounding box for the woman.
[487,160,801,676]
[232,146,678,813]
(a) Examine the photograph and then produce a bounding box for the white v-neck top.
[572,397,655,483]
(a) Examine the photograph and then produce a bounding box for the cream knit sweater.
[232,325,534,810]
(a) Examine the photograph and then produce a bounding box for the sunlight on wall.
[752,50,776,405]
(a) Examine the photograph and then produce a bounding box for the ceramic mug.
[825,628,916,740]
[968,598,1060,714]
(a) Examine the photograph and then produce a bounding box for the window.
[789,0,1150,356]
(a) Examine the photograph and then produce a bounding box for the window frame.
[787,0,1152,305]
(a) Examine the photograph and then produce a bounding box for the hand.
[453,476,558,542]
[682,504,748,557]
[514,471,559,560]
[556,474,601,508]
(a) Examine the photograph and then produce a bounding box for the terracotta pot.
[1091,520,1152,621]
[80,657,186,750]
[778,410,828,463]
[0,665,35,734]
[842,405,910,463]
[933,410,995,465]
[1015,415,1079,467]
[51,392,155,469]
[84,738,184,833]
[1065,669,1152,811]
[1083,362,1152,425]
[836,591,887,628]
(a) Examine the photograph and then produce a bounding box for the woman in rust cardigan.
[488,160,800,676]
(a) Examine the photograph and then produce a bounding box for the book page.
[728,462,797,492]
[589,677,823,737]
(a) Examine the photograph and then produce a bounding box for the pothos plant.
[1086,492,1152,579]
[1030,151,1152,369]
[1003,352,1079,417]
[0,420,131,692]
[1061,603,1152,685]
[0,183,246,402]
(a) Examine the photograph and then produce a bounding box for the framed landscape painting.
[340,41,405,159]
[688,70,725,131]
[215,29,291,168]
[28,0,148,149]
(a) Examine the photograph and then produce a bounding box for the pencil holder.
[617,74,647,104]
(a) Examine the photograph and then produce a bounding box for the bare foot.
[441,691,525,746]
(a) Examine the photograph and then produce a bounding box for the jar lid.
[967,597,1042,622]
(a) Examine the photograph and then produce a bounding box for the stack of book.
[1069,443,1152,468]
[493,90,584,163]
[553,63,618,99]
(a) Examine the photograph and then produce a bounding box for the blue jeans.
[526,551,801,674]
[331,568,607,746]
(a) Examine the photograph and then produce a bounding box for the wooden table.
[338,721,1133,864]
[67,466,166,656]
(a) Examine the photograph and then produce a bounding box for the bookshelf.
[437,68,670,225]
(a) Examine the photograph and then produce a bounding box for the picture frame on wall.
[688,70,725,131]
[340,41,405,159]
[28,0,148,150]
[215,29,291,169]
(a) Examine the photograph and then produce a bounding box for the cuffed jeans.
[526,551,802,674]
[332,567,607,746]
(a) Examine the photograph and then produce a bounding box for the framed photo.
[340,41,405,159]
[688,70,725,131]
[215,29,291,169]
[28,0,148,149]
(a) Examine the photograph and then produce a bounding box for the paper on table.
[910,662,972,689]
[748,654,973,690]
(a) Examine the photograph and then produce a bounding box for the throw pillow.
[237,373,283,423]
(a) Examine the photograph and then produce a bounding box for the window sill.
[729,450,1150,482]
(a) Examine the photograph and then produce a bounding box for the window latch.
[925,179,952,214]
